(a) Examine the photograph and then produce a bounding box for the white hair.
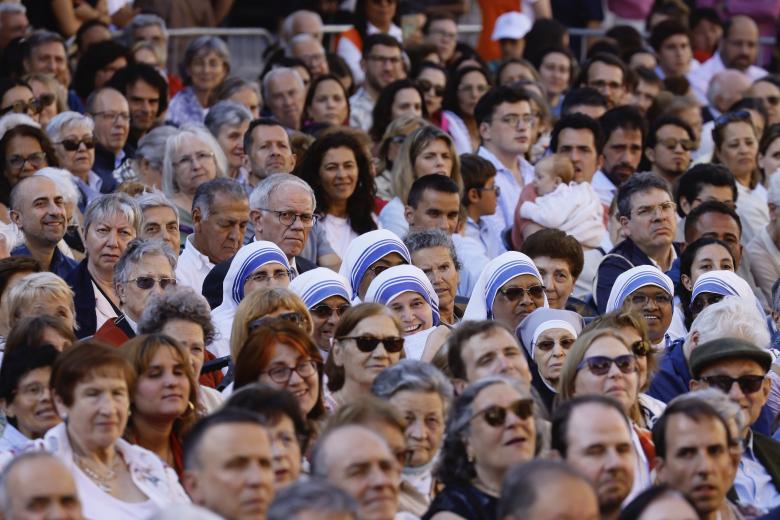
[161,124,227,198]
[45,111,94,144]
[262,67,304,103]
[248,173,315,211]
[34,167,80,208]
[0,113,39,141]
[281,9,323,44]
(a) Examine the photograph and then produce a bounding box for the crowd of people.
[1,0,780,519]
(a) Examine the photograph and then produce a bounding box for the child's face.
[533,164,559,196]
[475,177,499,216]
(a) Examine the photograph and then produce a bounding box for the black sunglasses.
[127,276,176,290]
[57,136,96,151]
[577,354,637,376]
[310,303,350,319]
[701,374,765,395]
[472,399,534,427]
[690,293,724,314]
[337,335,405,353]
[416,79,446,97]
[498,285,545,302]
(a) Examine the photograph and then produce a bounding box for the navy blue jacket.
[11,244,77,280]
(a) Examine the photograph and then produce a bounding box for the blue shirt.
[736,431,780,512]
[11,243,78,279]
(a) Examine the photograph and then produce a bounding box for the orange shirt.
[476,0,522,62]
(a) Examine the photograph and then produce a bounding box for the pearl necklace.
[75,454,122,493]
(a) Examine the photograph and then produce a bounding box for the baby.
[520,154,606,248]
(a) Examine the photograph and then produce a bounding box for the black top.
[422,482,497,520]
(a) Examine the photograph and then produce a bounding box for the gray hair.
[0,113,39,141]
[192,177,247,219]
[83,192,142,235]
[262,67,304,103]
[134,125,180,174]
[204,100,252,137]
[45,111,94,144]
[138,285,216,345]
[113,239,177,289]
[288,33,322,57]
[404,229,462,271]
[683,296,771,359]
[616,171,672,218]
[85,87,125,115]
[33,167,80,209]
[137,189,179,225]
[179,36,230,85]
[371,359,453,413]
[281,9,323,43]
[670,388,746,438]
[162,124,227,197]
[268,479,358,520]
[0,3,26,32]
[22,30,65,62]
[125,13,168,43]
[0,452,72,514]
[248,173,315,211]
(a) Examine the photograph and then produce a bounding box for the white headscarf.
[338,229,411,301]
[691,270,764,315]
[517,308,583,358]
[289,267,351,309]
[606,265,675,313]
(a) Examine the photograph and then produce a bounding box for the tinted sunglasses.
[472,399,534,427]
[57,136,96,151]
[0,99,38,116]
[498,285,545,302]
[701,374,765,395]
[310,303,350,319]
[577,354,637,376]
[535,337,575,351]
[659,137,696,151]
[690,293,724,314]
[127,276,176,290]
[338,335,405,353]
[416,79,445,97]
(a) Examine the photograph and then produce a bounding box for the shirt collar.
[185,234,214,269]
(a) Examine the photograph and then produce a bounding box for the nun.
[289,267,351,358]
[210,241,291,357]
[338,229,412,302]
[517,308,584,413]
[606,265,675,350]
[463,251,548,331]
[690,270,766,324]
[364,264,448,360]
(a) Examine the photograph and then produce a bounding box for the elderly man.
[107,63,169,153]
[405,229,463,325]
[0,3,28,51]
[281,9,323,43]
[689,338,780,513]
[94,239,177,346]
[689,15,767,105]
[263,68,305,131]
[22,30,82,112]
[288,33,328,79]
[176,178,249,292]
[184,409,275,520]
[87,88,130,183]
[245,118,296,190]
[0,452,83,520]
[138,190,181,255]
[349,34,406,131]
[9,176,77,278]
[311,425,402,520]
[552,396,637,520]
[267,480,358,520]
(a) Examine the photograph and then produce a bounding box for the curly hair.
[138,286,217,346]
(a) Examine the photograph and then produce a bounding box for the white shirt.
[175,234,214,292]
[378,197,409,238]
[349,87,375,132]
[443,111,472,155]
[736,182,770,246]
[93,281,117,332]
[477,146,534,231]
[464,216,506,260]
[688,52,767,105]
[321,214,358,260]
[591,169,618,206]
[451,234,489,297]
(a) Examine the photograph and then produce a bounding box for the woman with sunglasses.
[516,307,583,414]
[375,115,427,201]
[442,65,491,154]
[365,264,447,360]
[338,229,412,302]
[0,79,40,122]
[325,303,405,409]
[234,319,326,427]
[370,79,427,143]
[210,241,291,358]
[424,376,536,520]
[712,110,767,244]
[416,62,448,129]
[679,237,736,329]
[24,73,66,128]
[605,265,675,350]
[301,74,350,133]
[289,267,351,358]
[463,251,548,332]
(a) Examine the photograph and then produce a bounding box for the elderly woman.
[463,251,548,332]
[94,239,177,346]
[37,342,189,518]
[122,334,199,478]
[168,36,230,126]
[128,126,180,189]
[289,267,351,357]
[424,376,536,520]
[65,194,141,338]
[365,264,448,360]
[209,77,261,119]
[161,124,227,243]
[211,240,291,358]
[204,100,252,187]
[138,286,223,412]
[338,229,412,302]
[137,190,182,255]
[372,360,453,514]
[234,319,325,426]
[47,112,111,210]
[517,307,583,413]
[0,344,60,453]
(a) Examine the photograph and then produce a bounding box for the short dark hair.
[499,460,594,519]
[107,63,169,115]
[634,66,662,87]
[652,396,735,459]
[21,30,65,62]
[646,115,694,149]
[690,8,723,31]
[576,52,627,88]
[522,229,584,279]
[561,87,608,115]
[674,163,737,217]
[192,177,248,216]
[684,200,742,242]
[730,97,768,130]
[422,13,455,34]
[407,174,459,208]
[551,395,630,458]
[459,154,496,206]
[616,171,672,218]
[183,408,266,470]
[446,320,513,380]
[244,117,287,154]
[362,33,403,58]
[599,105,647,145]
[0,343,59,403]
[550,113,604,155]
[649,19,690,52]
[473,85,531,127]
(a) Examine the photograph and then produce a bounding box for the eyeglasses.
[535,337,576,351]
[92,111,131,124]
[700,374,765,394]
[495,113,536,128]
[632,201,676,218]
[174,151,215,170]
[366,263,401,278]
[56,136,96,151]
[714,110,752,129]
[337,335,405,353]
[310,303,350,319]
[497,285,546,302]
[257,208,317,228]
[627,292,673,307]
[0,99,39,116]
[14,382,48,399]
[577,354,637,376]
[367,55,402,66]
[126,276,177,290]
[630,340,652,357]
[248,312,305,332]
[246,269,292,284]
[471,399,534,428]
[264,359,318,384]
[6,151,47,170]
[478,185,501,196]
[34,93,55,110]
[659,137,696,151]
[690,293,724,314]
[416,80,445,97]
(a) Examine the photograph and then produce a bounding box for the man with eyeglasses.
[95,239,177,346]
[349,34,405,131]
[288,33,329,79]
[688,338,780,514]
[646,116,696,185]
[423,14,458,65]
[576,53,628,110]
[87,88,130,185]
[748,77,780,126]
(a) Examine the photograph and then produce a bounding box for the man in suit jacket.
[203,173,319,308]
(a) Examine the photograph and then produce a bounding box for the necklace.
[74,454,122,494]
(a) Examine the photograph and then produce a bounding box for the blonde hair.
[229,287,313,361]
[376,115,427,174]
[536,153,574,184]
[0,272,74,336]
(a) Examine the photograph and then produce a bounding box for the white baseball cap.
[491,11,533,41]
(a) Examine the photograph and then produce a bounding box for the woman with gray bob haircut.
[204,101,252,182]
[129,125,180,188]
[372,359,453,509]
